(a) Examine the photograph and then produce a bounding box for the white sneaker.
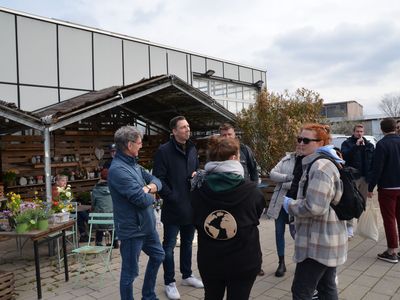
[182,275,204,288]
[165,282,180,300]
[347,225,354,238]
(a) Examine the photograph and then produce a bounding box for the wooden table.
[0,220,75,299]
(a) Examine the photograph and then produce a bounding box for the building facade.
[0,7,266,114]
[322,100,363,119]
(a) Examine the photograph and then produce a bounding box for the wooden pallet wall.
[1,131,168,200]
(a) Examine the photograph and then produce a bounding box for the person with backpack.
[283,123,347,300]
[341,124,374,238]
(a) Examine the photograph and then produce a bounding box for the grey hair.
[114,125,142,151]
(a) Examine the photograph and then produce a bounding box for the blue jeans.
[163,224,195,285]
[275,208,288,257]
[119,231,165,300]
[292,258,337,300]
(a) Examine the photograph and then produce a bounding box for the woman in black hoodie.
[191,136,265,300]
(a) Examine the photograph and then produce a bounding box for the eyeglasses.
[297,137,321,144]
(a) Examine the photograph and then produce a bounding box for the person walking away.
[91,168,118,248]
[153,116,204,300]
[341,124,374,239]
[219,122,264,275]
[368,118,400,263]
[191,136,265,300]
[283,123,347,299]
[108,125,165,300]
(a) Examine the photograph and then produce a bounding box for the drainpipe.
[41,115,53,203]
[44,127,52,202]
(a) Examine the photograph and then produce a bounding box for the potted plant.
[5,192,23,229]
[33,208,52,230]
[3,169,19,187]
[14,210,35,233]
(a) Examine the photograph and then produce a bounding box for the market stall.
[1,74,235,204]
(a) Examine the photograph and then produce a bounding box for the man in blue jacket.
[108,125,164,300]
[368,118,400,264]
[153,116,203,300]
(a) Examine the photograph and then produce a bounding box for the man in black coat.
[153,116,203,300]
[341,124,374,238]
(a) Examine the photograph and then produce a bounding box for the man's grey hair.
[114,125,142,151]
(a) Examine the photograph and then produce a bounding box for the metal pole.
[44,127,52,202]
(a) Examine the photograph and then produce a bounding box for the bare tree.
[379,93,400,117]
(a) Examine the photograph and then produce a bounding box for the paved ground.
[1,196,400,300]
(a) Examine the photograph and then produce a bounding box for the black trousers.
[202,275,257,300]
[292,258,338,300]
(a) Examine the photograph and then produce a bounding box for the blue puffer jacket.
[108,151,162,240]
[153,137,199,225]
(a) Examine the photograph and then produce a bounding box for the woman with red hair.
[283,123,347,299]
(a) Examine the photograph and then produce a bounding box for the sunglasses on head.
[297,137,321,144]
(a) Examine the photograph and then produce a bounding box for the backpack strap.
[302,155,340,198]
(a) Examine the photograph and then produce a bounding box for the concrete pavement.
[1,197,399,299]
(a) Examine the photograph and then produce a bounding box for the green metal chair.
[72,212,115,287]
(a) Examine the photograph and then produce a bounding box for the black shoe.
[106,241,119,249]
[377,251,398,263]
[79,235,89,243]
[275,261,286,277]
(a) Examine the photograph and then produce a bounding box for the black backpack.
[302,155,366,220]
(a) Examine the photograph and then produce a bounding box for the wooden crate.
[0,271,15,300]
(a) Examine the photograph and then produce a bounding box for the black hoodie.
[191,178,265,279]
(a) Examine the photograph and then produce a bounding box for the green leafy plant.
[237,88,324,175]
[15,209,35,225]
[3,169,19,186]
[32,208,52,220]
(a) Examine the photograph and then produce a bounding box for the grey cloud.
[128,2,166,25]
[253,21,400,89]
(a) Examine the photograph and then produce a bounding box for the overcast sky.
[1,0,400,116]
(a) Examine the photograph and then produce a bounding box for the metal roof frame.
[1,74,236,201]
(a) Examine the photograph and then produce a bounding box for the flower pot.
[53,212,69,223]
[37,219,49,231]
[15,223,29,234]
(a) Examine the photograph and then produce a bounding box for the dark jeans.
[77,211,89,235]
[378,188,400,249]
[202,276,257,300]
[119,231,165,300]
[275,208,288,256]
[292,258,337,300]
[162,223,195,285]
